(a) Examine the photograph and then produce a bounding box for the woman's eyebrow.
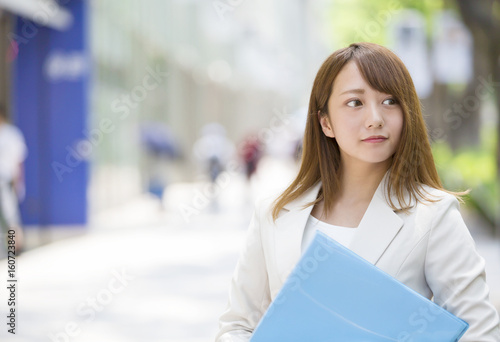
[339,88,365,95]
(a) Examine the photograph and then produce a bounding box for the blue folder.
[250,230,468,341]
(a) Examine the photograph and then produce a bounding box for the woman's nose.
[366,104,384,128]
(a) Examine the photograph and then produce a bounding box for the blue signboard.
[12,0,89,225]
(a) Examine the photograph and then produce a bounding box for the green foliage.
[326,0,445,49]
[432,128,499,225]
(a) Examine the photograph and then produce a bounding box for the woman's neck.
[313,160,390,227]
[337,160,389,204]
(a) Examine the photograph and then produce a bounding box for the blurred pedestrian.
[239,134,263,181]
[0,105,27,254]
[192,123,234,212]
[140,122,181,202]
[193,123,234,183]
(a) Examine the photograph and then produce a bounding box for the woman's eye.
[346,99,362,107]
[382,98,397,105]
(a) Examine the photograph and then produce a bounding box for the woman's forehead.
[331,61,390,97]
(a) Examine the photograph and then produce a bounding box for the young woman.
[215,42,500,341]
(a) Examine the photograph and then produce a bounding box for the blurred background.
[0,0,499,341]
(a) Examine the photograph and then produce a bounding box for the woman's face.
[319,61,403,169]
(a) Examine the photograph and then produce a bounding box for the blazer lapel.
[274,182,321,283]
[348,177,404,265]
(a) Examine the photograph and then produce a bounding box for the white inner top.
[0,124,27,181]
[301,214,358,254]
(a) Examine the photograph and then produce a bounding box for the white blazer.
[215,175,500,341]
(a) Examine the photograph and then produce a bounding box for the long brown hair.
[271,42,461,221]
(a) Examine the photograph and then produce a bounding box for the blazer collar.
[274,172,404,284]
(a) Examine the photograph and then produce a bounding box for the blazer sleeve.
[425,195,500,341]
[215,201,272,342]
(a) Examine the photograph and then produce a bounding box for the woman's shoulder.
[396,184,466,235]
[418,183,458,201]
[413,183,462,213]
[251,181,300,223]
[252,191,282,222]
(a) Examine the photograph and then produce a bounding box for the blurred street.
[0,158,499,342]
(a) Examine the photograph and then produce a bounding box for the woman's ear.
[318,111,335,138]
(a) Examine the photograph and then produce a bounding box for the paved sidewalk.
[0,213,249,342]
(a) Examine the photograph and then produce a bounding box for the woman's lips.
[362,136,387,143]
